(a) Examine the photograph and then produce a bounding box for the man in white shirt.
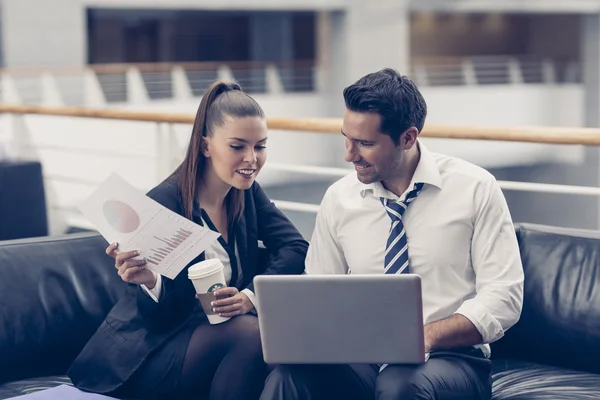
[260,69,524,400]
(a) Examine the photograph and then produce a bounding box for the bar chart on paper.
[146,227,193,266]
[126,211,221,279]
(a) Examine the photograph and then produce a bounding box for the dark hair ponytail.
[172,81,265,224]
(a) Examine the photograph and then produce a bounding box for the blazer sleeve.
[135,181,197,332]
[245,182,309,292]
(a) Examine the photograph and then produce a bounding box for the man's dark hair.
[343,68,427,144]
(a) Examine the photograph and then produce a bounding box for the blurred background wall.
[1,0,600,239]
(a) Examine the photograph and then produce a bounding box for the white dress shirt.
[306,141,524,356]
[141,218,258,311]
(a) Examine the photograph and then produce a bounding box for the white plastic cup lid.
[188,258,224,279]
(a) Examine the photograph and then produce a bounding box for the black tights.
[172,315,267,400]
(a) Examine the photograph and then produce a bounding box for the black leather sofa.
[1,224,599,399]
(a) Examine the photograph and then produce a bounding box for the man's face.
[342,110,404,185]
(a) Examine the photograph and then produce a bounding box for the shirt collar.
[359,140,442,199]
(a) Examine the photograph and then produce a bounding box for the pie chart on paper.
[103,199,141,233]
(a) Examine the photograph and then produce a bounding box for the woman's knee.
[229,314,259,330]
[226,315,263,357]
[228,315,260,340]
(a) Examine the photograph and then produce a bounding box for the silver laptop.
[254,274,425,365]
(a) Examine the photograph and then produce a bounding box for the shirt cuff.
[241,288,258,313]
[141,273,162,303]
[454,298,504,344]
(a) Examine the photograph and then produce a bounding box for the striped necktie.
[380,182,424,274]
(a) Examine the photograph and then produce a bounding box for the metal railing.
[0,60,318,107]
[411,56,581,87]
[0,56,582,109]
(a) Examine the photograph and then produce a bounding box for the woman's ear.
[201,137,210,158]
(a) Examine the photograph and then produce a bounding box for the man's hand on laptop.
[203,287,255,317]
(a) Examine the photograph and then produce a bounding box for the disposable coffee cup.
[188,259,230,324]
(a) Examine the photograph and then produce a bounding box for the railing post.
[127,67,150,103]
[217,65,235,82]
[40,72,65,106]
[172,66,193,100]
[265,64,284,94]
[412,65,430,87]
[508,58,524,84]
[462,60,478,85]
[84,69,107,107]
[541,59,557,84]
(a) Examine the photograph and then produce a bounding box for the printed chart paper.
[5,384,117,399]
[79,173,220,279]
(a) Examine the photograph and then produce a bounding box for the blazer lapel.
[190,204,208,266]
[235,210,250,289]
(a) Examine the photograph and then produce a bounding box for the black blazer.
[67,177,308,394]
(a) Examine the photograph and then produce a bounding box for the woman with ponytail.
[68,81,308,399]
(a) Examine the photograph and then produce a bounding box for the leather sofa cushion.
[491,224,600,374]
[3,361,599,400]
[0,233,128,384]
[492,359,600,400]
